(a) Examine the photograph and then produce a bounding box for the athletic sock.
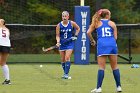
[61,62,65,73]
[113,69,121,87]
[97,69,104,89]
[65,61,71,75]
[2,65,10,80]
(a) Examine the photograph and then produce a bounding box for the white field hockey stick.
[42,37,75,52]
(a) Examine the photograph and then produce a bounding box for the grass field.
[7,54,140,63]
[0,64,140,93]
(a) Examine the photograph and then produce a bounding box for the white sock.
[2,65,10,80]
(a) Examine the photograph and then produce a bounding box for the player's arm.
[109,21,117,40]
[56,23,60,47]
[87,25,96,46]
[6,28,10,37]
[3,27,10,37]
[71,21,80,36]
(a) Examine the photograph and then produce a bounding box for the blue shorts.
[59,41,74,51]
[97,46,118,56]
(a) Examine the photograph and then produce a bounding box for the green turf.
[0,64,139,93]
[7,54,140,63]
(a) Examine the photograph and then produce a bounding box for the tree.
[101,0,140,23]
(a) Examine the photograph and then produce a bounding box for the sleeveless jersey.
[96,19,118,56]
[59,20,74,50]
[0,27,11,47]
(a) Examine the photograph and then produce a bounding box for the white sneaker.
[116,86,122,92]
[91,87,102,93]
[62,74,72,79]
[64,75,72,79]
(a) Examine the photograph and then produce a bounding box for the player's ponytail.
[91,9,102,28]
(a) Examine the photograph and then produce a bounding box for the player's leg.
[91,55,106,93]
[97,56,106,88]
[59,51,66,77]
[64,49,73,79]
[0,52,11,85]
[109,55,122,92]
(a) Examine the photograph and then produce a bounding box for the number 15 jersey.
[96,19,118,56]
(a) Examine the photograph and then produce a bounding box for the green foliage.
[0,0,30,23]
[0,0,60,24]
[101,0,140,23]
[27,2,60,24]
[1,0,140,53]
[131,29,140,48]
[1,0,139,24]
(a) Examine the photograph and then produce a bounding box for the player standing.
[0,19,11,85]
[56,11,80,79]
[87,9,122,92]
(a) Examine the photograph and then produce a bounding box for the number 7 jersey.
[0,27,11,47]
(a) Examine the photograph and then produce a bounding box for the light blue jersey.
[96,19,118,56]
[59,20,74,51]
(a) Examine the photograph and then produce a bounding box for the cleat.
[2,79,11,85]
[116,86,122,92]
[62,74,71,79]
[64,74,71,79]
[65,76,71,79]
[91,87,102,93]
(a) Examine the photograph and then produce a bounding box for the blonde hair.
[91,9,111,28]
[62,11,69,16]
[0,19,5,25]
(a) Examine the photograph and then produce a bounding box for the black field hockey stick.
[42,37,74,52]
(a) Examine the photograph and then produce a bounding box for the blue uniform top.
[59,20,74,50]
[96,19,118,56]
[59,20,73,40]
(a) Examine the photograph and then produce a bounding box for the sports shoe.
[91,87,102,93]
[116,86,122,92]
[131,64,140,68]
[61,74,71,79]
[64,75,72,79]
[2,79,11,85]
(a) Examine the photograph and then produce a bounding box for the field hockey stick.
[42,37,74,52]
[42,45,58,52]
[118,54,132,62]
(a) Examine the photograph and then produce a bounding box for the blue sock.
[61,62,65,74]
[113,69,121,87]
[97,69,104,88]
[65,61,71,75]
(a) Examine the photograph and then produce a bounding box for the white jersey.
[0,27,11,47]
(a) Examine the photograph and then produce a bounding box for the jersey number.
[2,29,6,37]
[64,32,67,39]
[102,27,111,37]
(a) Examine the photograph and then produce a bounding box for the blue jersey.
[59,20,74,51]
[96,19,118,56]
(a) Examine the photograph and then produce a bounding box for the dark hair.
[100,10,110,18]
